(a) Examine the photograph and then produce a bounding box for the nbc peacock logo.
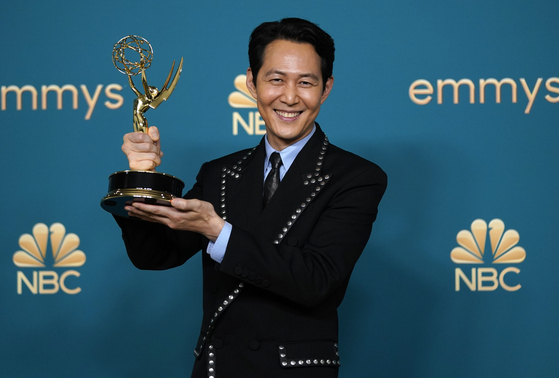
[228,74,265,136]
[451,219,526,292]
[13,223,86,295]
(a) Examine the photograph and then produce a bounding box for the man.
[115,18,387,378]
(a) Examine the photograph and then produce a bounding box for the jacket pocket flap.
[278,340,340,368]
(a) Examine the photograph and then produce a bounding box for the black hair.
[248,18,335,90]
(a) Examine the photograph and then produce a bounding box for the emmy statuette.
[101,35,185,217]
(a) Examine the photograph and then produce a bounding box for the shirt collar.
[264,124,316,173]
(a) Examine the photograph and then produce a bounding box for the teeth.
[276,111,300,118]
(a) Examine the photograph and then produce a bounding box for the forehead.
[260,39,322,75]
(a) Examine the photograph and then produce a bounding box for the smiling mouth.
[275,110,302,119]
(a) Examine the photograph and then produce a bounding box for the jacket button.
[213,338,224,349]
[234,267,243,275]
[249,273,256,281]
[249,340,260,350]
[262,280,270,288]
[241,270,249,278]
[287,237,298,247]
[208,283,218,294]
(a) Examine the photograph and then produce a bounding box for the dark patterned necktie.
[263,152,282,208]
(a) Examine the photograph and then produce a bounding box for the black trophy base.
[100,170,185,218]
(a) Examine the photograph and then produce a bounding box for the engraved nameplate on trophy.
[101,35,185,217]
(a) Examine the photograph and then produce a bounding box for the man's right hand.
[121,126,163,171]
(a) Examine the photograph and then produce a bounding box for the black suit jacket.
[115,125,387,378]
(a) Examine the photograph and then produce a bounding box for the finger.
[129,158,160,171]
[124,131,153,144]
[126,202,169,221]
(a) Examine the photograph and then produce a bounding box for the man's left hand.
[125,198,225,242]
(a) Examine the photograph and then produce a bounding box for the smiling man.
[114,18,387,378]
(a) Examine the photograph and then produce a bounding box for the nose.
[280,82,299,106]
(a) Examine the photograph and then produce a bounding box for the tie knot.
[269,152,282,169]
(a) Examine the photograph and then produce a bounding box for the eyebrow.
[264,69,320,82]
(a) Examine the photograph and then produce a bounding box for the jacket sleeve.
[218,164,387,308]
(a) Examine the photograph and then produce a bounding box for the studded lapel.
[220,125,332,245]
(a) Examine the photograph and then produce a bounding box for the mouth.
[275,110,302,120]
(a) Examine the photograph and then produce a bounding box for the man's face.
[246,39,333,151]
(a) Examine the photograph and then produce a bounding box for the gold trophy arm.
[141,69,152,100]
[149,57,183,109]
[127,74,142,97]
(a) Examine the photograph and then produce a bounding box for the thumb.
[148,126,160,142]
[170,197,189,210]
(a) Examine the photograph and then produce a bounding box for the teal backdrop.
[1,1,558,377]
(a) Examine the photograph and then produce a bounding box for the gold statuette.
[101,35,185,217]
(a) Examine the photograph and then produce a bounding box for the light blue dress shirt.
[206,125,316,263]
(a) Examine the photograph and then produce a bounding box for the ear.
[246,68,258,99]
[320,76,334,104]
